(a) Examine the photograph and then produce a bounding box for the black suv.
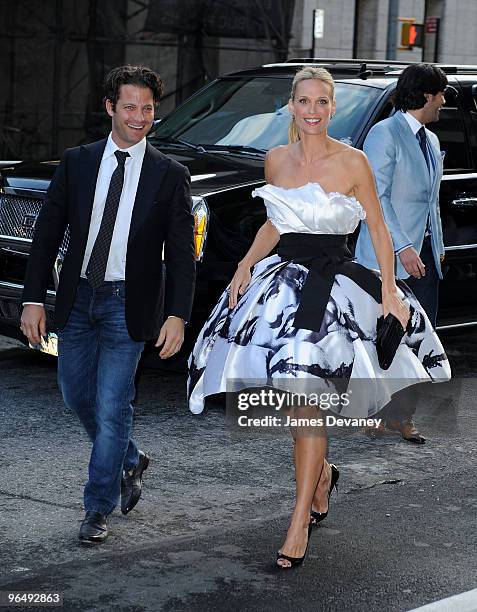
[1,58,476,356]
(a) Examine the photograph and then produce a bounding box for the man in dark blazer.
[20,65,196,544]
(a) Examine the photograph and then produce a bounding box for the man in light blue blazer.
[356,64,448,443]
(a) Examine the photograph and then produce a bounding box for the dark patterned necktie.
[86,150,130,288]
[416,127,432,234]
[416,126,430,171]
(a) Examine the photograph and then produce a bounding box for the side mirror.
[444,85,460,108]
[148,118,162,137]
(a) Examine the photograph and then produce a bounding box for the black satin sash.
[277,233,383,332]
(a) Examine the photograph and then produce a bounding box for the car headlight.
[192,196,209,262]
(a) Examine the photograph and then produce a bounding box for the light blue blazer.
[355,111,445,280]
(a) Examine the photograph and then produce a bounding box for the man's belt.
[277,233,383,333]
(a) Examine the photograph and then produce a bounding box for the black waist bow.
[277,233,383,333]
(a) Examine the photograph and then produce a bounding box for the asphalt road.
[0,330,476,612]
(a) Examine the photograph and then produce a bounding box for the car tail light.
[192,197,209,262]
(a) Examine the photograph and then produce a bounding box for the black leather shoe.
[277,523,313,569]
[78,511,108,545]
[121,451,150,515]
[310,464,340,525]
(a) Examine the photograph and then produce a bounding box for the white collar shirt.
[402,110,424,136]
[81,133,147,280]
[402,110,436,178]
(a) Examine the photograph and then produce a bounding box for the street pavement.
[0,330,476,612]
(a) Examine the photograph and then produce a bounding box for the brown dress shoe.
[387,417,426,444]
[364,420,387,439]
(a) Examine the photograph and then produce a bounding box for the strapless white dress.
[188,183,451,417]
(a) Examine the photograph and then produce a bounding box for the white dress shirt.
[81,133,146,280]
[24,133,146,305]
[402,111,436,181]
[394,112,435,254]
[24,134,185,322]
[402,110,424,137]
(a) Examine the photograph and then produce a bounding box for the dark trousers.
[383,236,440,422]
[57,279,145,514]
[403,235,439,329]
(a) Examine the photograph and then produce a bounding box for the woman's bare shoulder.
[332,140,367,167]
[265,145,293,182]
[265,144,291,163]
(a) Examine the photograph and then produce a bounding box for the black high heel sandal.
[310,463,340,525]
[276,523,313,569]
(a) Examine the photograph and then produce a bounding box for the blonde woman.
[188,67,451,568]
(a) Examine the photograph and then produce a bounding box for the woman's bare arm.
[228,149,281,308]
[240,220,280,268]
[352,151,410,329]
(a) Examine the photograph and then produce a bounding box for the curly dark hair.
[103,65,164,111]
[393,63,448,111]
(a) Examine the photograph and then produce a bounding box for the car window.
[467,101,477,170]
[151,77,382,150]
[373,99,394,124]
[455,77,477,169]
[427,89,471,171]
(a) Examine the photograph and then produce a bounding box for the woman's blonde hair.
[288,67,335,143]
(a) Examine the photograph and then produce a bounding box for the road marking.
[408,588,477,611]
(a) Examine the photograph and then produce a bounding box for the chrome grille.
[0,298,21,321]
[0,193,70,254]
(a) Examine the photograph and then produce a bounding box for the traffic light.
[401,22,424,47]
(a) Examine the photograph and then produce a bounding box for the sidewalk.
[0,340,476,611]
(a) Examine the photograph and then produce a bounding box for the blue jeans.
[58,279,145,515]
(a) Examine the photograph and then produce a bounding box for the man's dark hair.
[393,63,448,111]
[103,65,164,111]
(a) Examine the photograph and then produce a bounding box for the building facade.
[290,0,477,65]
[0,0,475,160]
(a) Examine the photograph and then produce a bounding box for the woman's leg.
[311,459,332,514]
[278,409,327,567]
[292,440,332,516]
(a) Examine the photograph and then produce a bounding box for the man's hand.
[20,304,46,345]
[155,317,185,359]
[398,246,426,278]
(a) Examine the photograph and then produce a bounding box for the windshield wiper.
[152,136,207,153]
[200,144,267,156]
[151,138,266,157]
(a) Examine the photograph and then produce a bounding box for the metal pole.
[352,0,360,59]
[386,0,399,61]
[51,0,63,156]
[7,3,17,143]
[311,9,315,58]
[422,0,429,61]
[434,17,440,62]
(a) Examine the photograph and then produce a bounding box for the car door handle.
[451,197,477,207]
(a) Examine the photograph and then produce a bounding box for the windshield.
[150,77,383,150]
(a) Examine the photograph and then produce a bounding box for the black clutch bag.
[376,313,408,370]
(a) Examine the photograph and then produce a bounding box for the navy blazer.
[23,138,196,341]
